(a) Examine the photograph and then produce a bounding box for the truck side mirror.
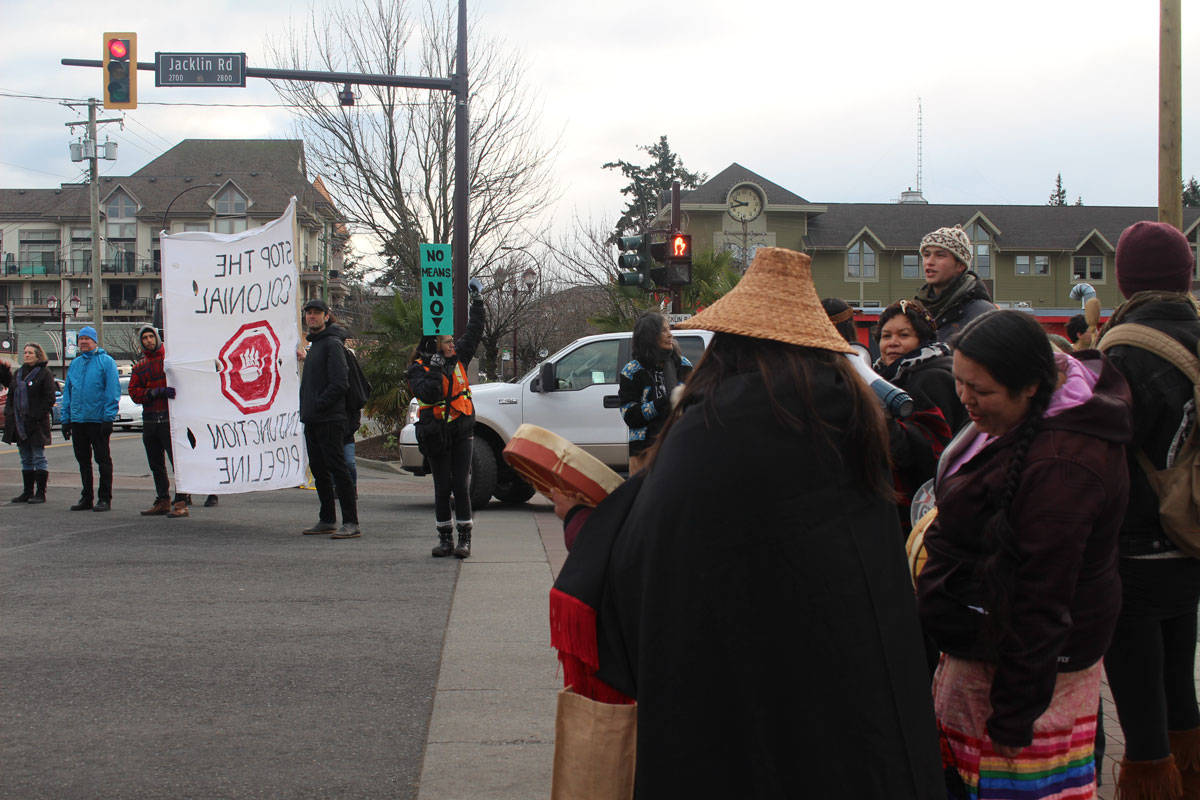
[534,361,555,393]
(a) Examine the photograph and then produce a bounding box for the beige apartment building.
[0,139,348,360]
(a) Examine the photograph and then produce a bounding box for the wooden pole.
[1159,0,1183,229]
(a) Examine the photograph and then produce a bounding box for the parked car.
[117,377,143,431]
[51,379,63,424]
[399,329,713,507]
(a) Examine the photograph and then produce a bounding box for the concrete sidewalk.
[416,500,561,800]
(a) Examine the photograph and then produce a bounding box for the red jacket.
[917,351,1131,748]
[129,343,168,415]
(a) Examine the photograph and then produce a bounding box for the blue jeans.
[343,441,357,485]
[18,440,47,471]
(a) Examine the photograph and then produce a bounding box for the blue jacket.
[62,347,120,424]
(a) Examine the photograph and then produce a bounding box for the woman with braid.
[917,310,1132,798]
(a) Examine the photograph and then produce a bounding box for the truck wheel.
[469,438,498,510]
[493,470,536,504]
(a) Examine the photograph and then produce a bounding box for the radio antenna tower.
[916,97,923,193]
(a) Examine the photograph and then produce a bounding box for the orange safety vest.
[418,360,474,421]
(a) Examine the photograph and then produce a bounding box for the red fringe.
[549,587,634,705]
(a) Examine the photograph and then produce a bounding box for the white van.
[399,329,713,506]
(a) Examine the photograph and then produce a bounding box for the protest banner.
[159,198,307,494]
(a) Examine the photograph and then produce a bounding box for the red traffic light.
[107,38,128,59]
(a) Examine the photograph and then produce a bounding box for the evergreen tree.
[1048,173,1067,206]
[1184,176,1200,208]
[603,136,706,243]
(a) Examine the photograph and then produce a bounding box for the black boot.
[454,521,472,559]
[11,470,33,503]
[432,524,454,557]
[28,470,47,504]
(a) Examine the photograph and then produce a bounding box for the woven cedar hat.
[676,247,852,353]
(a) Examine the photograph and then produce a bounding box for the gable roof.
[0,139,341,229]
[682,163,810,206]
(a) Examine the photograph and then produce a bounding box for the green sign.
[419,243,453,335]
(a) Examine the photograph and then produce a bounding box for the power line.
[0,89,437,109]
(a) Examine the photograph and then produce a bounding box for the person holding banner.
[60,326,120,512]
[299,299,360,539]
[129,325,191,518]
[407,278,485,558]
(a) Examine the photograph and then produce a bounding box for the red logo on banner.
[217,320,282,414]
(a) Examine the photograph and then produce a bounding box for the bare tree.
[266,0,557,293]
[549,214,656,330]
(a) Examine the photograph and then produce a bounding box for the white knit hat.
[919,226,972,268]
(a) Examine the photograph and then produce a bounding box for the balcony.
[101,257,160,276]
[3,260,63,277]
[2,259,162,278]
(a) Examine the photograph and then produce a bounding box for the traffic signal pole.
[62,0,472,338]
[670,181,682,314]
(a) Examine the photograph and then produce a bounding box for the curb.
[355,456,410,475]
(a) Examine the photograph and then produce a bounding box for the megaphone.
[845,344,914,418]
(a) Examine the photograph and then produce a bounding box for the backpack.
[1098,323,1200,556]
[344,346,371,412]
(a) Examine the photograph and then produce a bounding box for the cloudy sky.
[2,0,1197,245]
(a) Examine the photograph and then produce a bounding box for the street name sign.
[420,243,454,336]
[155,52,247,87]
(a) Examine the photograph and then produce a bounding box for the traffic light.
[664,233,693,286]
[103,33,137,109]
[616,234,652,288]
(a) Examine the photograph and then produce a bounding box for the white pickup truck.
[399,329,713,507]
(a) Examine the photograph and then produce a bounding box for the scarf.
[13,364,41,441]
[874,341,951,383]
[915,271,990,326]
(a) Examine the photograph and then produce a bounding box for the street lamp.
[47,294,81,369]
[500,267,538,380]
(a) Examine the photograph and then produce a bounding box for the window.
[1073,255,1104,281]
[966,222,992,279]
[674,335,706,366]
[215,217,248,234]
[105,192,137,220]
[69,229,91,274]
[1014,255,1048,276]
[902,254,920,280]
[182,222,208,232]
[552,340,621,391]
[214,186,247,215]
[17,230,58,274]
[847,240,876,279]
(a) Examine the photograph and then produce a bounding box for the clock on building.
[727,183,764,222]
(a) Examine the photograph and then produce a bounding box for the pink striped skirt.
[933,655,1101,800]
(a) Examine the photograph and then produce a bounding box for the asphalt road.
[0,433,458,799]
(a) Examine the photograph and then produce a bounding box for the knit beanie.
[919,226,972,268]
[1115,221,1195,298]
[78,325,98,343]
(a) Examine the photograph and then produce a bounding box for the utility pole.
[67,99,121,344]
[88,98,104,343]
[1159,0,1183,229]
